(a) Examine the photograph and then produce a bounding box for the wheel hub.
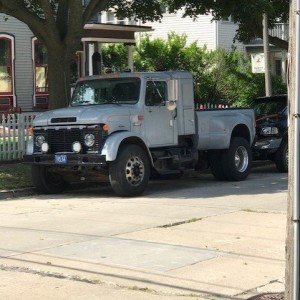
[235,146,249,173]
[125,156,145,186]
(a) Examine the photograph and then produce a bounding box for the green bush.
[101,44,128,72]
[101,33,287,107]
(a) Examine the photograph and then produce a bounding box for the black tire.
[221,137,252,181]
[32,165,68,194]
[275,139,288,173]
[109,144,150,197]
[209,150,227,180]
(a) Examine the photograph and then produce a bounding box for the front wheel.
[32,165,69,194]
[275,139,288,173]
[222,137,252,181]
[109,144,150,197]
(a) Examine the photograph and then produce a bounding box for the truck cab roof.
[78,71,193,82]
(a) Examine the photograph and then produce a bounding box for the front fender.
[101,131,153,164]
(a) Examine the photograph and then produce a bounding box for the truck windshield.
[71,78,141,106]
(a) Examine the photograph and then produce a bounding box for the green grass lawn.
[0,163,32,190]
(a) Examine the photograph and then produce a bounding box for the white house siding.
[0,14,34,111]
[217,21,244,51]
[143,11,217,50]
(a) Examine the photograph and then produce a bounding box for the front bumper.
[23,153,107,167]
[252,137,282,151]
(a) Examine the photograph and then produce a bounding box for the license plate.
[55,154,67,164]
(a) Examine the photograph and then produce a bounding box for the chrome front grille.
[48,128,81,153]
[34,127,107,154]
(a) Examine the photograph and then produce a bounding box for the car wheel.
[32,165,68,194]
[222,137,252,181]
[209,150,227,180]
[275,139,288,173]
[109,144,150,197]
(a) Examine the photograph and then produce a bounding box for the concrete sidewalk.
[0,167,287,300]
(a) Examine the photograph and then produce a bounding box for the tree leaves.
[102,33,287,106]
[162,0,289,48]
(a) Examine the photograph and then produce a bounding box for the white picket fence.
[0,112,38,161]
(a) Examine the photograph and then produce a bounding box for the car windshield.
[252,95,287,117]
[71,77,141,106]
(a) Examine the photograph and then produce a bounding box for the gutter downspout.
[214,18,218,49]
[294,1,300,299]
[263,14,272,96]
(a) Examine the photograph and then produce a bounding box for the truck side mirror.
[166,100,177,111]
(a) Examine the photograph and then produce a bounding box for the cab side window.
[145,81,167,106]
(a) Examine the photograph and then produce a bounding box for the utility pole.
[262,14,272,96]
[286,1,300,299]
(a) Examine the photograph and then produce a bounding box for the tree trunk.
[286,1,296,299]
[47,48,73,110]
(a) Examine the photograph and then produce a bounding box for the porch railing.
[0,112,38,161]
[269,23,289,42]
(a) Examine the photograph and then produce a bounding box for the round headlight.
[72,141,82,153]
[35,135,45,147]
[41,142,49,153]
[84,134,95,147]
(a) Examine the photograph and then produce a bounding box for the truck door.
[143,80,176,146]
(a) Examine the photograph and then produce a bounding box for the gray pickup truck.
[24,71,255,196]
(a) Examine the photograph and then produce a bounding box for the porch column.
[88,43,95,76]
[125,43,134,71]
[281,51,287,83]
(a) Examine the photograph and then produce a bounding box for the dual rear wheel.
[209,137,252,181]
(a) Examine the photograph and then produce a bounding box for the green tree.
[101,44,128,72]
[163,0,289,50]
[203,48,286,106]
[0,0,162,109]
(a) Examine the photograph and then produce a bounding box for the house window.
[0,37,12,93]
[160,5,167,14]
[160,5,175,15]
[275,60,282,77]
[222,16,234,23]
[0,35,15,110]
[33,39,49,110]
[34,41,48,93]
[107,11,115,23]
[105,10,134,25]
[117,17,126,25]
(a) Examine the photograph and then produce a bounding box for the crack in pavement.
[0,264,104,285]
[0,264,208,299]
[233,279,284,298]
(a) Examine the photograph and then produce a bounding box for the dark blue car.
[252,94,288,172]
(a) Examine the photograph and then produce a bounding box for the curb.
[0,187,37,200]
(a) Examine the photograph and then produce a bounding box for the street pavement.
[0,163,287,300]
